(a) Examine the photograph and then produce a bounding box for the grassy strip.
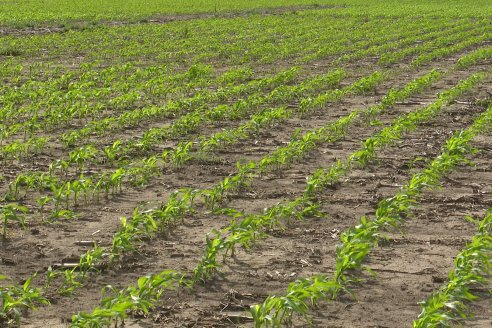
[249,83,492,328]
[413,208,492,327]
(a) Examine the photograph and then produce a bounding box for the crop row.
[1,11,482,144]
[0,46,488,322]
[0,15,484,185]
[1,11,463,68]
[414,209,492,327]
[1,11,396,72]
[2,70,373,221]
[0,65,300,163]
[1,21,491,328]
[5,31,490,208]
[0,65,298,149]
[2,14,473,153]
[194,70,487,286]
[0,63,222,129]
[379,24,491,66]
[249,85,492,327]
[0,63,449,326]
[67,69,487,326]
[1,38,490,325]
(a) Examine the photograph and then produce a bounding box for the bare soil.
[0,34,491,328]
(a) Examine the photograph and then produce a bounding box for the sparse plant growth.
[1,1,492,327]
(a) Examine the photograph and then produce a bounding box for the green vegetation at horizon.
[0,0,491,28]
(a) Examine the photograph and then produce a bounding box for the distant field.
[0,0,491,27]
[0,1,491,327]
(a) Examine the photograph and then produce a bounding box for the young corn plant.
[71,270,185,327]
[59,269,83,296]
[0,203,28,240]
[164,141,193,169]
[0,274,49,326]
[414,210,492,327]
[68,144,97,173]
